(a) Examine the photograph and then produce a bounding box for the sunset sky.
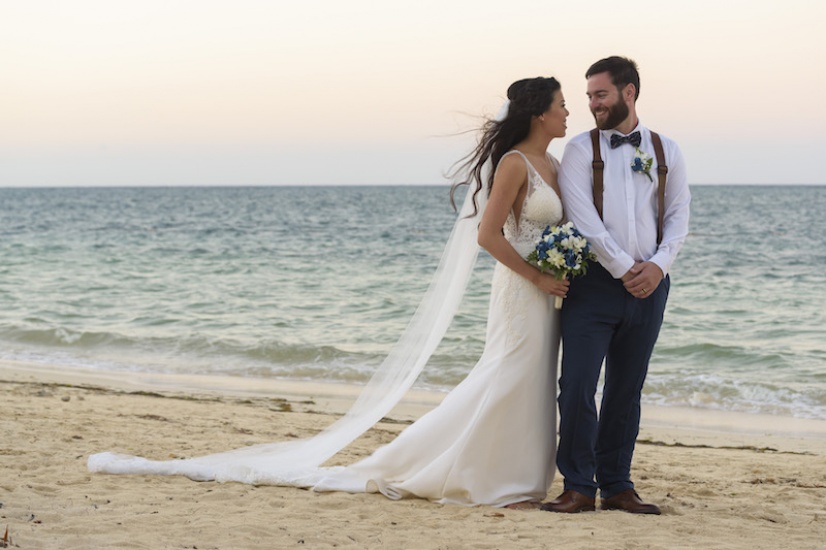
[2,0,823,186]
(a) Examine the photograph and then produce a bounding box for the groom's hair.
[586,56,640,101]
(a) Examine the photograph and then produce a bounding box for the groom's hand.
[622,262,663,299]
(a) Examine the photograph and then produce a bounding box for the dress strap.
[500,150,554,188]
[501,149,533,172]
[501,150,540,185]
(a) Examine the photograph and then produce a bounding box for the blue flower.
[631,147,654,182]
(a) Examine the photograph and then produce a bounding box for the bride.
[89,76,570,508]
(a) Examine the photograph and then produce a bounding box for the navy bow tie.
[610,131,641,149]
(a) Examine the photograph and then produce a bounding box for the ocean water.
[1,185,824,420]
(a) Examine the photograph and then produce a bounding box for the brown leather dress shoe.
[600,489,661,515]
[540,490,596,513]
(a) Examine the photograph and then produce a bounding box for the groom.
[543,56,690,514]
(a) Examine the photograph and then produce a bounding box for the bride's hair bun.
[506,77,560,118]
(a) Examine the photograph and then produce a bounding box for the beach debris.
[136,414,169,422]
[270,402,292,412]
[483,512,505,518]
[1,525,10,548]
[749,477,826,488]
[637,438,783,453]
[232,426,254,435]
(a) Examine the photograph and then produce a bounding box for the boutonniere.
[631,148,654,182]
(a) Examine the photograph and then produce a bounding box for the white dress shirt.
[559,123,691,279]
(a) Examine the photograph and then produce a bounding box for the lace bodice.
[501,151,564,257]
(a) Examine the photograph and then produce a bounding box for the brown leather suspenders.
[589,128,668,244]
[590,129,606,221]
[651,132,668,245]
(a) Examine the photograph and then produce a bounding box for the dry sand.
[2,360,826,549]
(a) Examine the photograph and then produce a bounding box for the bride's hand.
[533,272,570,297]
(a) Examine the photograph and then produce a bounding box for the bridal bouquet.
[526,222,597,309]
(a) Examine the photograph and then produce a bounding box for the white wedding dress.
[89,151,563,508]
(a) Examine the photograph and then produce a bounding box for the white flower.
[571,236,588,250]
[546,249,565,267]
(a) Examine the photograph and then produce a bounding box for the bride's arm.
[477,156,569,298]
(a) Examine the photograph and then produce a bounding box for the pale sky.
[2,0,824,186]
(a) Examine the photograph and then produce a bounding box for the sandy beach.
[2,361,825,550]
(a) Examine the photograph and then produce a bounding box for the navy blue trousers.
[557,263,669,499]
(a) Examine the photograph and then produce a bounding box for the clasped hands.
[621,261,663,299]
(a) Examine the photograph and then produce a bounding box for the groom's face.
[587,72,629,130]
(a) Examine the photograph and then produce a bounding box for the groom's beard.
[592,97,629,130]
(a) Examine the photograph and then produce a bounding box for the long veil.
[87,184,487,486]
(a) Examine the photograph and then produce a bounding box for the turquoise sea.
[1,185,824,420]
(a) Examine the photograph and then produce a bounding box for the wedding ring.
[642,288,648,294]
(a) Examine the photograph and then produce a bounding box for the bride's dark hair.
[449,76,561,216]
